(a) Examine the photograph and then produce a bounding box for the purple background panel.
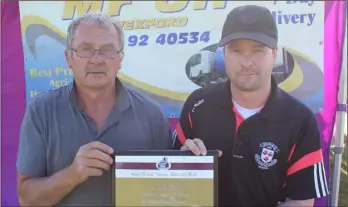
[315,1,347,206]
[1,1,26,206]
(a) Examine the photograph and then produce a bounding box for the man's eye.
[80,48,92,51]
[101,49,116,54]
[102,49,114,52]
[254,49,264,53]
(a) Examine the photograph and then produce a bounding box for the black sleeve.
[285,113,329,200]
[172,92,197,149]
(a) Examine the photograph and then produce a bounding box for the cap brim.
[219,31,277,49]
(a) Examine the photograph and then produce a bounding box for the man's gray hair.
[66,12,124,52]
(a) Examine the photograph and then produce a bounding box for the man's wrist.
[63,165,83,186]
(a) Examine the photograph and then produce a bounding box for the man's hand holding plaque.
[180,138,223,157]
[69,141,114,183]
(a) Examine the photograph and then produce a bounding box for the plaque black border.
[111,150,218,207]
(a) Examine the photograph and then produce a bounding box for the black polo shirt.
[173,78,329,206]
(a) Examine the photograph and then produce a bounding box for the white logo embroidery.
[254,142,280,170]
[171,130,178,147]
[192,99,204,112]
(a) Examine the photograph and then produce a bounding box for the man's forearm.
[18,167,81,206]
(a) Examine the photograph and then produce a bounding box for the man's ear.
[118,53,124,70]
[272,48,278,65]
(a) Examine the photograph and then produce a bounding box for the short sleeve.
[16,101,47,177]
[285,114,329,200]
[172,93,196,149]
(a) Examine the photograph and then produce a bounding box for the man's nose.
[89,53,104,64]
[240,56,254,67]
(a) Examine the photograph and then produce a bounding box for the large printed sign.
[19,1,324,118]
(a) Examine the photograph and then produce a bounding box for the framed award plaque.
[111,150,218,207]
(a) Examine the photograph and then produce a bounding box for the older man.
[17,12,172,206]
[173,5,329,207]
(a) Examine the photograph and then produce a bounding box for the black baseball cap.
[219,5,278,49]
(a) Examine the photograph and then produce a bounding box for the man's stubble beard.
[230,72,271,92]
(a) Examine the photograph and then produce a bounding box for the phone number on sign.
[127,31,211,47]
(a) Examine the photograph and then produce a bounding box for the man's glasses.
[69,48,122,59]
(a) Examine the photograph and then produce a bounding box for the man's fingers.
[180,145,189,151]
[193,138,207,155]
[86,141,114,154]
[84,158,111,171]
[184,139,200,155]
[182,139,218,157]
[85,167,103,177]
[84,149,113,165]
